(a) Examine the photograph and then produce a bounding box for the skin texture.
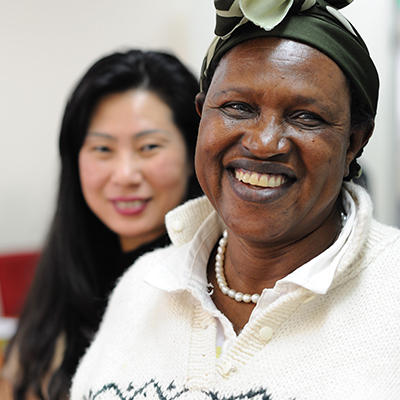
[195,38,372,332]
[79,89,192,252]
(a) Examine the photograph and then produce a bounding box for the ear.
[195,92,205,117]
[344,121,374,178]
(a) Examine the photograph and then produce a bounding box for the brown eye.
[228,103,249,111]
[141,143,161,152]
[298,112,319,120]
[292,111,325,128]
[220,102,254,119]
[94,146,111,153]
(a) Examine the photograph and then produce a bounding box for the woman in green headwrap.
[71,1,400,399]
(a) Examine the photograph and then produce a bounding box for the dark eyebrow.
[86,129,172,140]
[134,129,172,139]
[86,132,115,140]
[290,94,318,105]
[289,94,335,116]
[214,87,318,102]
[212,87,246,98]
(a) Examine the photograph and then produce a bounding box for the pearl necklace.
[215,212,347,304]
[215,229,260,304]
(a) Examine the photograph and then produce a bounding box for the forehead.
[209,37,348,99]
[88,90,174,130]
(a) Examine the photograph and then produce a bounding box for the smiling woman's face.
[195,37,365,245]
[79,89,191,252]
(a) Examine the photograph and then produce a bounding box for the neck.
[220,207,343,296]
[119,228,167,252]
[208,205,344,333]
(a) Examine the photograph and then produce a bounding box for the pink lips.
[110,197,150,216]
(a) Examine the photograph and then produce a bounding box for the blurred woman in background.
[0,49,202,400]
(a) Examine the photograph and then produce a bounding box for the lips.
[225,159,296,203]
[110,197,150,215]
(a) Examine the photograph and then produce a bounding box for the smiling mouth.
[235,169,289,188]
[114,199,148,209]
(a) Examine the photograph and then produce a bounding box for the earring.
[354,162,362,179]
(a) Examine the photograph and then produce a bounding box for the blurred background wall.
[0,0,399,253]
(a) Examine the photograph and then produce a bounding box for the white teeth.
[249,174,259,185]
[235,169,287,188]
[115,200,145,209]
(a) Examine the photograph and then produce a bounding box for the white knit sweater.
[71,183,400,400]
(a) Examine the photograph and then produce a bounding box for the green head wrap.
[200,0,379,117]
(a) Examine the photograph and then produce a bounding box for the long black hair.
[5,49,202,400]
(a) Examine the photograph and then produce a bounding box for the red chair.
[0,252,40,317]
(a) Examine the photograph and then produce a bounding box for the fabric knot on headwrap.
[215,0,318,38]
[201,0,378,117]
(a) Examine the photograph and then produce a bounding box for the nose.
[111,153,142,186]
[241,115,291,159]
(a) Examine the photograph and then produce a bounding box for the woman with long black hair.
[0,49,202,400]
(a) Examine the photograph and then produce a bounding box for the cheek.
[302,139,348,198]
[79,155,108,195]
[194,138,211,196]
[303,135,347,170]
[197,116,226,156]
[328,140,349,176]
[145,151,190,192]
[195,118,226,192]
[194,133,207,186]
